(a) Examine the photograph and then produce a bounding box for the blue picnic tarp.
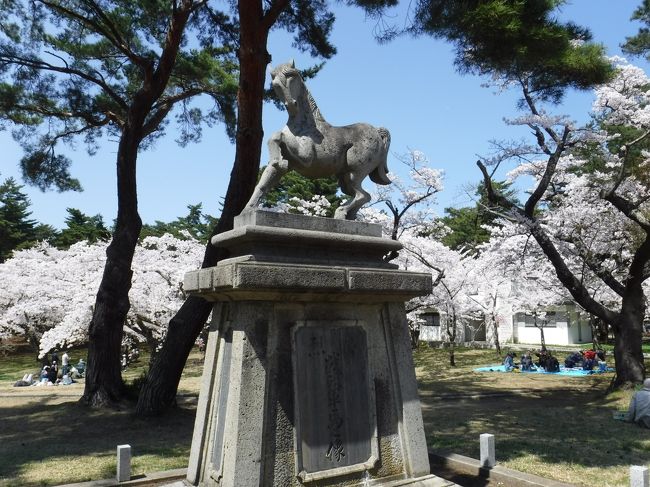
[474,365,614,376]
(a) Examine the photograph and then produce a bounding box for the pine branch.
[37,0,151,71]
[0,52,127,110]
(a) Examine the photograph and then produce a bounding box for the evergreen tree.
[263,170,343,217]
[408,0,612,102]
[55,208,111,249]
[441,181,516,253]
[623,1,650,61]
[0,176,37,261]
[140,203,217,242]
[1,0,238,406]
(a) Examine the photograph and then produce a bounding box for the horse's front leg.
[243,132,289,212]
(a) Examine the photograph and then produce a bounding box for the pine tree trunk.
[82,132,142,407]
[135,0,274,416]
[78,3,196,407]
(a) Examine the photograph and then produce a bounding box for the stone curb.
[53,453,576,487]
[54,468,187,487]
[429,451,576,487]
[421,390,535,401]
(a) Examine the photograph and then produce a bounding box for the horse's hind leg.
[334,171,370,220]
[334,173,354,219]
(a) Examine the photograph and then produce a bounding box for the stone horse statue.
[243,61,392,220]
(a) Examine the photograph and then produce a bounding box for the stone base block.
[187,300,433,487]
[185,212,436,487]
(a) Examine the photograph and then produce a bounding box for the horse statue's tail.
[370,127,391,185]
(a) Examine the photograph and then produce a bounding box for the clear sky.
[1,0,648,229]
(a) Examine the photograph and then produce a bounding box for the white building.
[510,305,592,345]
[416,303,593,347]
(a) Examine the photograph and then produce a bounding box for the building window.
[515,311,560,328]
[420,312,440,327]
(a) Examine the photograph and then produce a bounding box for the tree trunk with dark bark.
[612,293,645,387]
[590,316,601,350]
[135,0,277,416]
[80,4,194,407]
[491,313,502,356]
[82,132,142,406]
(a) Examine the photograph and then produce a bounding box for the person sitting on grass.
[582,349,597,362]
[47,363,58,383]
[545,353,560,372]
[564,351,582,368]
[582,355,597,371]
[535,349,549,369]
[520,351,534,371]
[503,351,517,371]
[75,359,86,377]
[624,379,650,429]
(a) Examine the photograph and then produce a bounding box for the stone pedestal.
[185,211,439,487]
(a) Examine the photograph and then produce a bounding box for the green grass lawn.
[1,344,648,486]
[0,346,202,487]
[415,346,650,487]
[599,342,650,354]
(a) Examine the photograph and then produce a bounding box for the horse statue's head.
[270,60,304,117]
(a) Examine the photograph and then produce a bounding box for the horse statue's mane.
[278,64,325,123]
[307,93,325,123]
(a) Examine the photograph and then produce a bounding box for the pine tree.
[0,176,37,261]
[408,0,612,102]
[140,203,217,242]
[55,208,111,249]
[1,0,238,406]
[441,181,517,253]
[623,0,650,61]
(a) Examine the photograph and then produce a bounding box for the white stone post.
[116,444,131,482]
[631,465,649,487]
[479,433,495,468]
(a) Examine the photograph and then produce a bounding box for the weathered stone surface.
[293,325,375,480]
[235,210,381,237]
[186,212,440,486]
[242,62,391,220]
[185,261,432,302]
[207,210,401,269]
[348,269,432,293]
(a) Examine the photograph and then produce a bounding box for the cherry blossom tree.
[396,231,476,365]
[0,242,102,354]
[478,58,650,387]
[464,251,517,355]
[0,235,203,362]
[369,150,444,239]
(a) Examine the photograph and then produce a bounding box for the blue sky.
[1,0,648,229]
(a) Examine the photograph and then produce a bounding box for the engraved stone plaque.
[293,325,376,481]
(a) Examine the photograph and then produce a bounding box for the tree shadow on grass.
[416,347,649,485]
[0,397,195,484]
[422,389,649,482]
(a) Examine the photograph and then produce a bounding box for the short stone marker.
[116,444,131,482]
[631,465,649,487]
[480,433,495,468]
